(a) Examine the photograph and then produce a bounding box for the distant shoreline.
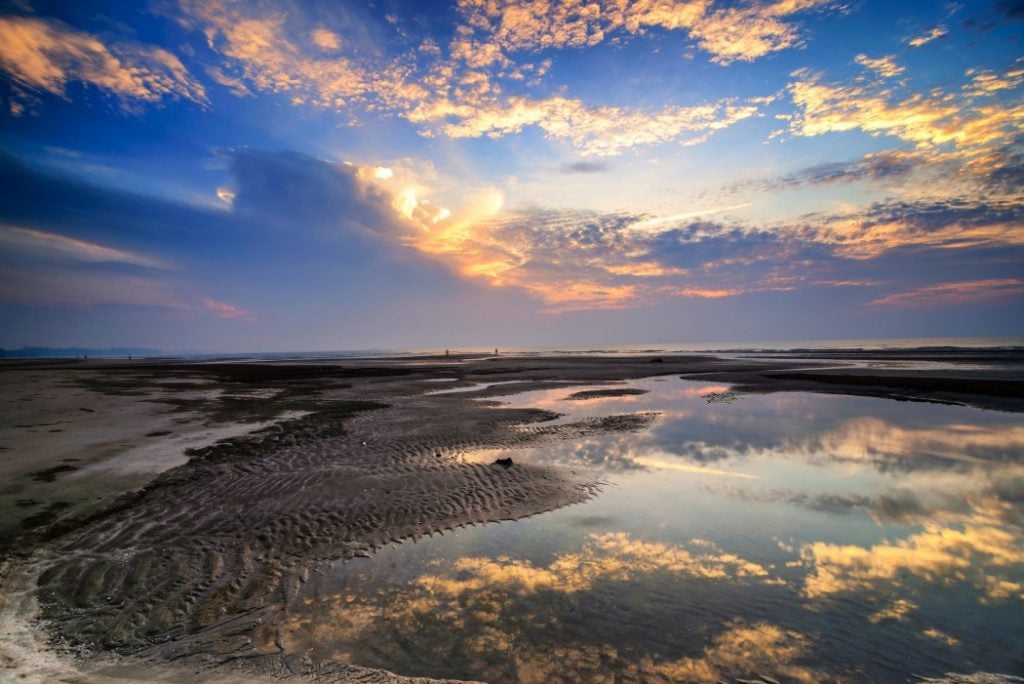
[3,336,1023,360]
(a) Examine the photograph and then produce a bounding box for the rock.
[649,357,664,363]
[494,457,514,468]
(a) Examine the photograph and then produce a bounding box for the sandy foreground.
[1,351,1021,683]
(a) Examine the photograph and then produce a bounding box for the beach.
[1,350,1022,682]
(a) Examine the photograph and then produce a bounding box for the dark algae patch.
[565,388,649,400]
[20,501,72,529]
[28,464,78,482]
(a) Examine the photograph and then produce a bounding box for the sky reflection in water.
[286,378,1024,682]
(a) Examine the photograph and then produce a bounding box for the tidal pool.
[285,378,1024,683]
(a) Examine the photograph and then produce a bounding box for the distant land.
[0,347,161,359]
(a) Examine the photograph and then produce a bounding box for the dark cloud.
[0,148,548,349]
[559,160,610,174]
[705,151,931,200]
[230,149,399,240]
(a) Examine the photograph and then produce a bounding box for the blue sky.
[0,0,1021,350]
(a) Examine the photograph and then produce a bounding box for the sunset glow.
[0,0,1021,349]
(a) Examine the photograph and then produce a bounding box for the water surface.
[287,378,1024,682]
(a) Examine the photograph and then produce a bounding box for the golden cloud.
[787,66,1024,162]
[0,15,207,107]
[907,26,947,47]
[278,532,826,682]
[800,501,1024,601]
[854,54,905,78]
[455,0,837,65]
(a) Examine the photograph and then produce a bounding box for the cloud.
[800,502,1024,601]
[455,0,840,65]
[392,185,1024,311]
[176,1,377,110]
[202,297,254,320]
[559,160,609,174]
[0,15,206,108]
[0,225,167,268]
[787,67,1024,153]
[309,26,341,51]
[206,66,251,96]
[868,278,1024,307]
[283,531,827,683]
[907,26,948,47]
[964,66,1024,97]
[0,266,185,308]
[173,1,772,156]
[422,95,763,156]
[854,54,904,78]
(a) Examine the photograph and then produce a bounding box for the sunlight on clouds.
[854,54,904,78]
[800,501,1024,601]
[456,0,838,65]
[309,26,341,51]
[907,26,947,47]
[215,187,236,204]
[868,598,917,623]
[176,1,773,155]
[965,67,1024,98]
[787,65,1024,160]
[179,1,376,110]
[280,532,829,683]
[419,531,772,595]
[0,15,207,108]
[418,94,763,156]
[678,287,744,298]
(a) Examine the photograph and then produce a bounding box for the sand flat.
[1,350,1022,682]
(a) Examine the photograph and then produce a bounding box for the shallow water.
[286,378,1024,683]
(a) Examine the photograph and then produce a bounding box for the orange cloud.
[907,26,947,47]
[410,93,763,157]
[679,287,744,299]
[800,502,1024,601]
[0,15,206,108]
[456,0,838,65]
[787,65,1024,163]
[854,54,904,78]
[309,26,341,51]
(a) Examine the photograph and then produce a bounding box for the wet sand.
[1,350,1022,682]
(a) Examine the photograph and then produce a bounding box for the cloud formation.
[800,501,1024,602]
[455,0,839,65]
[868,278,1024,307]
[169,0,774,155]
[0,225,167,268]
[0,15,207,109]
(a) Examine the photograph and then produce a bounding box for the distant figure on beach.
[445,349,449,357]
[495,348,499,355]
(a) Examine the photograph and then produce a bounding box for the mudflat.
[1,349,1021,682]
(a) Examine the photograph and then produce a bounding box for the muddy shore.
[1,350,1021,682]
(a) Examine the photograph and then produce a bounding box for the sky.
[0,0,1021,351]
